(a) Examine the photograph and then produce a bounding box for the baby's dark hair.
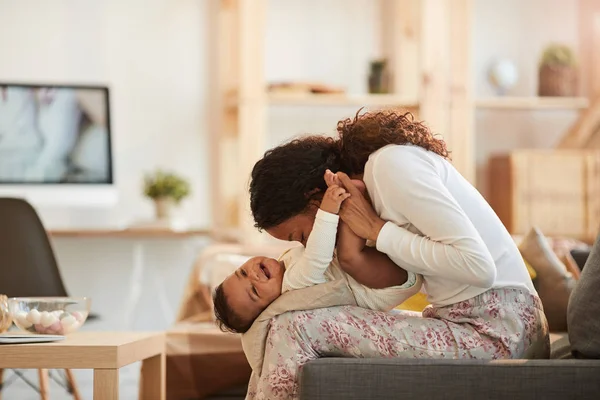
[213,283,253,334]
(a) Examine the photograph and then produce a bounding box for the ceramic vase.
[154,198,175,220]
[488,59,518,96]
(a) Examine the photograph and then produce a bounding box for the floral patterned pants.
[246,288,549,400]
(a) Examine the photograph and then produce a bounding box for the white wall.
[0,0,213,339]
[266,0,382,146]
[264,0,583,199]
[0,0,211,229]
[0,0,581,226]
[0,0,583,327]
[0,6,213,395]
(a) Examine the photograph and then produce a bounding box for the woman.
[247,110,549,399]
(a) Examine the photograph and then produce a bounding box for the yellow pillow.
[394,257,537,313]
[395,292,429,312]
[524,259,537,280]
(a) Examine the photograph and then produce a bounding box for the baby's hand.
[320,184,350,214]
[324,169,341,188]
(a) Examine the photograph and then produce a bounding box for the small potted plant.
[144,170,191,220]
[538,44,578,96]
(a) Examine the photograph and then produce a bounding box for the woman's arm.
[331,174,408,288]
[337,147,496,288]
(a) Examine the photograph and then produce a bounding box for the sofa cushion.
[549,333,572,359]
[568,234,600,358]
[560,251,581,279]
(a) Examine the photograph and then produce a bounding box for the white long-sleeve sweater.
[280,209,419,312]
[365,145,536,306]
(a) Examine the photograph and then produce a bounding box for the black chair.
[0,197,87,400]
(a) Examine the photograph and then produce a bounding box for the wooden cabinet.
[489,150,600,242]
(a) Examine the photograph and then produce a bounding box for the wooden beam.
[448,0,474,182]
[380,0,420,98]
[558,11,600,149]
[211,0,238,233]
[557,94,600,148]
[585,153,600,239]
[236,0,267,243]
[420,0,476,179]
[212,0,267,243]
[578,1,600,97]
[593,13,600,97]
[419,0,450,139]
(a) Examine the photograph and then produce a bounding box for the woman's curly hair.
[337,109,449,175]
[249,109,448,230]
[250,135,341,230]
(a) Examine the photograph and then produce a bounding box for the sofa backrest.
[568,234,600,358]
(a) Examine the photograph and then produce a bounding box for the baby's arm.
[325,170,408,289]
[282,185,348,290]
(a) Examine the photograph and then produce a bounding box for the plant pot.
[0,294,12,333]
[368,62,391,94]
[538,65,578,97]
[154,198,176,220]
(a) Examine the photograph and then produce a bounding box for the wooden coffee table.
[0,332,165,399]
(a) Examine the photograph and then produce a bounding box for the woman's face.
[266,206,318,246]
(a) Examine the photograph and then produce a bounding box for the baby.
[213,171,419,333]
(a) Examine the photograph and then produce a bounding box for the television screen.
[0,84,112,184]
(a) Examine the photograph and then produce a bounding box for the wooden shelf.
[267,92,420,108]
[213,0,474,239]
[475,96,589,110]
[48,227,211,238]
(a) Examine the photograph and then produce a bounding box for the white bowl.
[8,297,91,335]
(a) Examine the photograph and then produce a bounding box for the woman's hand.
[336,172,386,242]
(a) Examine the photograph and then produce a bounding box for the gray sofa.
[297,236,600,400]
[300,358,600,399]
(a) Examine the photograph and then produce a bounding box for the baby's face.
[221,256,285,323]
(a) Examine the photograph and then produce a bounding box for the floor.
[1,365,139,399]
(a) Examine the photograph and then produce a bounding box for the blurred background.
[0,0,598,398]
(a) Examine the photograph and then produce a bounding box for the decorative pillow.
[519,227,577,332]
[394,257,538,314]
[560,252,582,280]
[524,259,538,280]
[568,234,600,358]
